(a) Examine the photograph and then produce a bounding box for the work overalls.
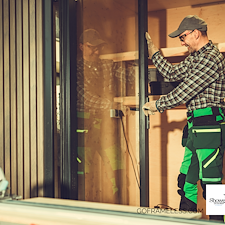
[178,107,225,221]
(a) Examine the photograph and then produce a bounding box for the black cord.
[154,204,177,210]
[120,116,140,189]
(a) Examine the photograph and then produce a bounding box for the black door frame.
[59,0,78,199]
[42,0,79,199]
[138,0,149,207]
[43,0,54,197]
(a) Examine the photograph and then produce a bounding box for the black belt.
[187,107,223,126]
[187,107,221,117]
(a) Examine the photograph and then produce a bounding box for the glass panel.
[76,0,140,204]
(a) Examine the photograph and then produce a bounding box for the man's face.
[80,42,103,62]
[179,30,197,53]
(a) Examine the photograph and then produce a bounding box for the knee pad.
[179,196,197,212]
[177,173,186,189]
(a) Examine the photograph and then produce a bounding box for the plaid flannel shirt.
[152,41,225,112]
[77,57,135,112]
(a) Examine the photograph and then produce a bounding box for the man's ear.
[195,30,200,40]
[79,43,83,51]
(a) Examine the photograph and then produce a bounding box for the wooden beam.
[99,42,225,62]
[100,51,138,62]
[114,96,186,109]
[160,47,188,57]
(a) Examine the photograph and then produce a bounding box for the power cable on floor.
[119,113,140,190]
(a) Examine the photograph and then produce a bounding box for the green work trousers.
[178,107,225,219]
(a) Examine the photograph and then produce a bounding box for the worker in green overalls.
[178,107,225,221]
[143,15,225,222]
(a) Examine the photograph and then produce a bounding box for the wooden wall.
[149,2,225,48]
[80,0,138,54]
[0,0,44,199]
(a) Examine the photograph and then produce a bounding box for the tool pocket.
[220,122,225,146]
[201,148,223,182]
[192,125,221,149]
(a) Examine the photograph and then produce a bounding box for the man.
[77,29,135,202]
[143,15,225,221]
[77,29,111,112]
[77,29,135,112]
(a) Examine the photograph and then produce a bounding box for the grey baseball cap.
[168,15,207,38]
[79,29,106,46]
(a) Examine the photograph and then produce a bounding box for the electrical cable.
[120,115,140,190]
[154,204,177,211]
[120,113,177,208]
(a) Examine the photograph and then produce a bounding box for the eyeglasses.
[179,30,194,42]
[86,44,104,52]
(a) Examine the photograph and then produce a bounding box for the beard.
[186,45,195,54]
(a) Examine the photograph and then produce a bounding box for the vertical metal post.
[138,0,149,207]
[60,0,78,199]
[60,0,70,199]
[69,0,78,200]
[43,0,54,197]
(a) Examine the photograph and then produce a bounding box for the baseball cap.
[79,29,106,46]
[168,15,207,38]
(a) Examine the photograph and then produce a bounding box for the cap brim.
[91,39,106,46]
[168,29,186,38]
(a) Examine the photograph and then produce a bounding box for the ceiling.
[113,0,225,13]
[148,0,225,11]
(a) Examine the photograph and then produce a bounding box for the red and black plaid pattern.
[152,41,225,112]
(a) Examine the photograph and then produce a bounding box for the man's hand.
[142,101,157,116]
[145,32,159,59]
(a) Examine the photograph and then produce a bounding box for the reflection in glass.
[76,0,139,204]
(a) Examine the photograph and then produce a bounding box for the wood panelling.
[36,0,44,198]
[0,0,44,199]
[10,0,17,196]
[0,0,4,176]
[110,0,225,13]
[29,0,37,198]
[23,0,30,200]
[16,0,24,198]
[148,2,225,49]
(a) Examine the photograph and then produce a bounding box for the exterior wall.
[0,0,44,199]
